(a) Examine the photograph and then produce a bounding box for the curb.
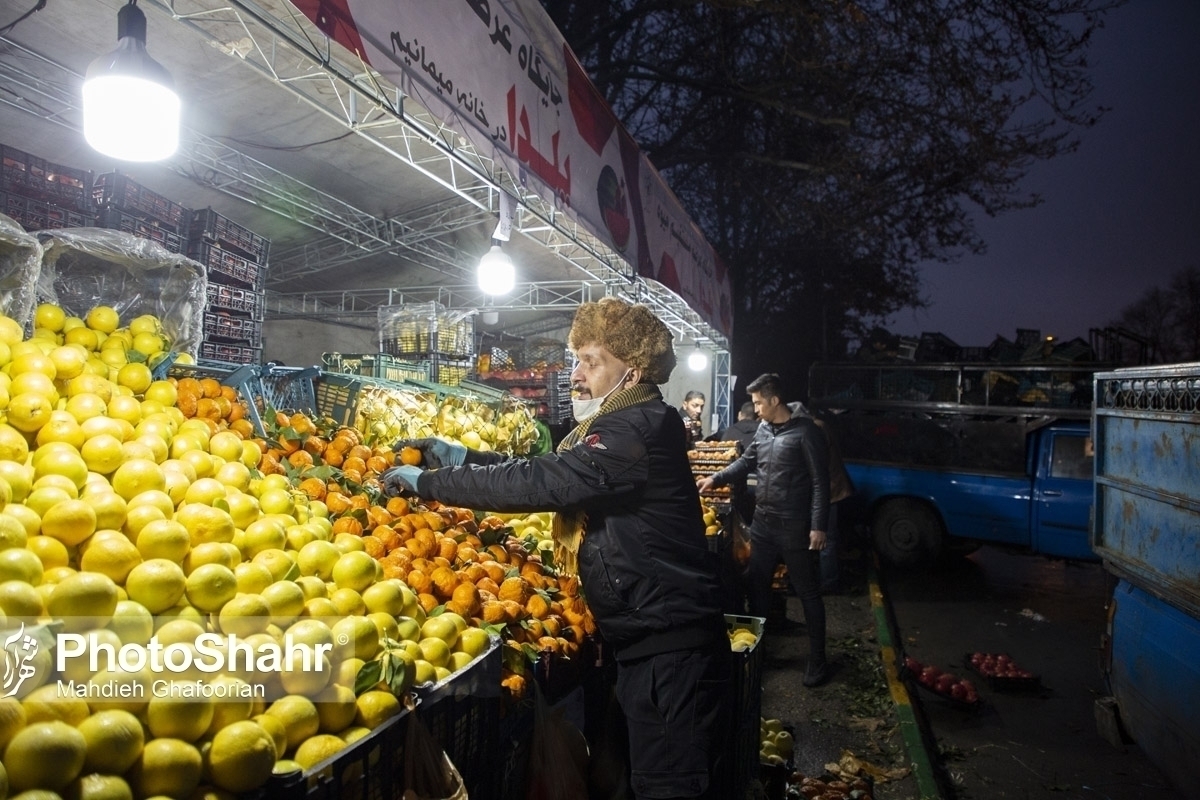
[866,555,944,800]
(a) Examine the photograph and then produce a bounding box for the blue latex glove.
[381,465,424,497]
[393,437,467,469]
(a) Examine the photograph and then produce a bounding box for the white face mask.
[572,369,632,422]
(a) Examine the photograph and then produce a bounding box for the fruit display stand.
[35,227,206,355]
[322,352,432,384]
[0,211,42,325]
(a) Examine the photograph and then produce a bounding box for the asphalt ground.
[753,542,1176,800]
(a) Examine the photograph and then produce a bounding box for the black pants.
[615,640,732,799]
[746,516,826,655]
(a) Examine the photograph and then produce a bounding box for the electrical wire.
[0,0,47,36]
[216,131,355,152]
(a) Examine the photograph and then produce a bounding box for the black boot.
[800,595,830,687]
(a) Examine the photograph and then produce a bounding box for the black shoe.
[803,660,831,687]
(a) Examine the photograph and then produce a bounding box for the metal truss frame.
[0,0,729,351]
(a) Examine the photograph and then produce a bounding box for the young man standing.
[698,372,832,686]
[384,298,730,799]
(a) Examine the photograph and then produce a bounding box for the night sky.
[888,0,1200,350]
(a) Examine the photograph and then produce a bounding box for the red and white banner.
[290,0,733,338]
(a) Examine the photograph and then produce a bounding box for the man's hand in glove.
[393,437,467,469]
[381,465,424,497]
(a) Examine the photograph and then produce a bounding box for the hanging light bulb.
[687,349,708,371]
[82,0,181,162]
[478,243,515,295]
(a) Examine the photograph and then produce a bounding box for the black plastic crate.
[98,206,185,253]
[1,191,93,232]
[717,614,765,800]
[190,206,270,264]
[92,171,186,229]
[203,311,263,347]
[205,283,265,319]
[1,144,93,212]
[199,341,261,365]
[190,239,265,288]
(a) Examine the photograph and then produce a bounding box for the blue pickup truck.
[809,362,1098,567]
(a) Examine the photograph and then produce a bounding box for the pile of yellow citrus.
[0,305,500,798]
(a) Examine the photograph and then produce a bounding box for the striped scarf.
[551,383,662,575]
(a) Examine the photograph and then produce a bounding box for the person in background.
[718,401,759,452]
[382,297,730,800]
[715,401,760,523]
[697,372,832,687]
[789,402,853,594]
[680,390,706,446]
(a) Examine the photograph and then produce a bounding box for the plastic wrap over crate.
[378,301,475,359]
[0,212,42,327]
[36,228,205,356]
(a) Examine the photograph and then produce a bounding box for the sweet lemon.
[124,558,186,613]
[293,733,347,769]
[353,690,401,731]
[40,498,98,547]
[77,708,145,774]
[184,562,237,612]
[79,534,142,584]
[80,433,126,474]
[134,518,191,561]
[46,570,118,631]
[145,683,215,742]
[111,458,166,501]
[3,720,87,792]
[86,305,120,334]
[206,719,277,793]
[128,737,203,799]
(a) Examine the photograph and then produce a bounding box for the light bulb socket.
[117,1,148,43]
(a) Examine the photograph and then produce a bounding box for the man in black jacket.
[698,372,832,686]
[383,298,730,800]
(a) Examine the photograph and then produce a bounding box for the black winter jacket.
[711,415,831,531]
[414,397,726,661]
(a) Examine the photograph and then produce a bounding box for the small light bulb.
[687,351,708,371]
[478,245,515,295]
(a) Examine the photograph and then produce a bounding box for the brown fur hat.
[568,297,676,384]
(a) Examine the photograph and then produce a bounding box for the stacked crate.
[1,144,95,232]
[378,302,474,385]
[188,207,270,365]
[92,171,187,253]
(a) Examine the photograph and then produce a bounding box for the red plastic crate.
[1,144,93,212]
[205,283,264,319]
[92,171,187,229]
[1,191,94,232]
[98,207,185,253]
[190,206,270,264]
[189,240,265,288]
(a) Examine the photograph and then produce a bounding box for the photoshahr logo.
[1,624,39,699]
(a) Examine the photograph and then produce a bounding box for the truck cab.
[810,362,1100,567]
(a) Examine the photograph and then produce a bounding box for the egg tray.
[962,653,1042,692]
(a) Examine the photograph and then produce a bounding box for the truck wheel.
[872,499,943,568]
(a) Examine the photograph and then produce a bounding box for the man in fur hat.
[384,297,730,800]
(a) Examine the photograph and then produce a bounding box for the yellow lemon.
[217,592,271,638]
[34,410,85,449]
[80,413,130,442]
[122,503,166,539]
[0,315,24,345]
[46,570,118,631]
[7,391,53,432]
[79,533,142,584]
[0,696,26,751]
[72,773,135,800]
[135,518,191,561]
[80,433,126,474]
[3,720,87,792]
[108,599,154,645]
[264,695,320,750]
[0,513,27,551]
[110,458,165,501]
[67,374,113,403]
[124,558,186,613]
[331,550,377,593]
[184,477,227,506]
[206,719,277,793]
[33,448,89,491]
[176,503,236,546]
[127,488,175,518]
[143,380,177,407]
[20,684,90,726]
[251,712,288,759]
[0,423,30,462]
[128,737,203,799]
[214,461,251,492]
[9,351,57,380]
[293,733,347,769]
[180,449,215,479]
[41,498,98,547]
[77,708,145,774]
[0,578,43,619]
[64,325,99,351]
[107,393,143,425]
[145,683,215,742]
[48,345,88,380]
[26,535,69,570]
[184,562,237,612]
[117,362,153,395]
[131,332,164,358]
[0,547,44,585]
[234,562,274,594]
[353,690,401,731]
[86,305,120,334]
